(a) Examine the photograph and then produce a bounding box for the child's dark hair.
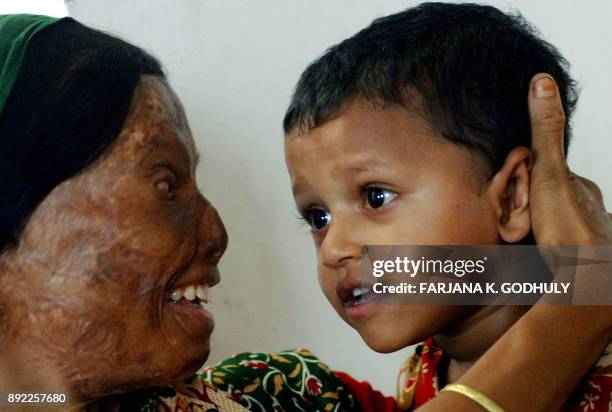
[0,18,163,252]
[283,2,578,176]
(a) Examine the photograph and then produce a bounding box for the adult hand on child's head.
[417,75,612,412]
[528,73,612,245]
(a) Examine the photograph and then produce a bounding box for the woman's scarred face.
[0,75,227,400]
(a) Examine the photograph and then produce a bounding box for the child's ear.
[486,147,532,243]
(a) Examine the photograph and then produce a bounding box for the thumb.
[528,73,569,177]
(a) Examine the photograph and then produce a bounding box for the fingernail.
[533,76,556,98]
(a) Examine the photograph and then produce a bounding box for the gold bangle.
[439,383,506,412]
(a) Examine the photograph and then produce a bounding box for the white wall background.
[51,0,611,395]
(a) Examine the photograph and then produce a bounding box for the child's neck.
[434,305,530,385]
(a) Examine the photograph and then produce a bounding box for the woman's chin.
[158,318,213,380]
[159,343,211,387]
[175,335,211,370]
[179,348,210,377]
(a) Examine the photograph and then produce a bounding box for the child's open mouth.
[348,287,376,306]
[336,278,379,320]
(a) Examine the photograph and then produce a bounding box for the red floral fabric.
[136,349,359,411]
[335,371,401,412]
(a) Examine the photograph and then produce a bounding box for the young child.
[283,3,611,411]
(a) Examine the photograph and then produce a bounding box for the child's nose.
[320,213,361,270]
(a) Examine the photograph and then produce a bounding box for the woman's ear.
[486,147,532,243]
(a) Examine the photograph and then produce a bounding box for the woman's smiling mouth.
[170,283,210,309]
[166,268,220,324]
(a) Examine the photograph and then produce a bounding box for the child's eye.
[365,187,397,209]
[304,208,332,231]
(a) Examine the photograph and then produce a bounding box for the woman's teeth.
[170,284,210,308]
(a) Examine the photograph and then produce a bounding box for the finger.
[528,73,569,176]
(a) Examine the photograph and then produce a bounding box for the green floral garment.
[134,349,358,412]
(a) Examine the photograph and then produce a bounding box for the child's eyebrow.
[291,157,391,196]
[342,157,388,174]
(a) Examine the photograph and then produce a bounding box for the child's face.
[285,98,504,352]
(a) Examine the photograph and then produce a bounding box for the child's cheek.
[317,264,347,319]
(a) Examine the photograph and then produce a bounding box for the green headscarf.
[0,14,62,115]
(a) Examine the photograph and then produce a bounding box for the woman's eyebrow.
[147,133,201,173]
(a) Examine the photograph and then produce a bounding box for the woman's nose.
[320,213,361,270]
[198,200,228,265]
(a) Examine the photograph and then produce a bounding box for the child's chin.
[359,328,418,354]
[355,311,446,353]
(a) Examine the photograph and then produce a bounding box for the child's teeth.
[184,285,196,301]
[170,290,183,301]
[352,287,370,297]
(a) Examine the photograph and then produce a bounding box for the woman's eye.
[306,209,331,231]
[155,178,174,195]
[365,187,396,209]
